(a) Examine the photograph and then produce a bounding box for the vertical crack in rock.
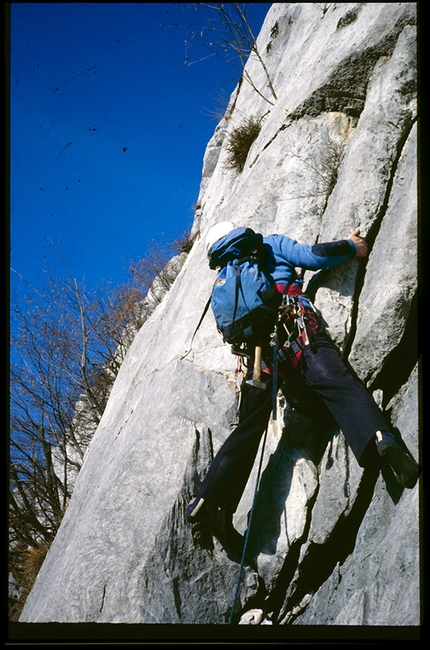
[275,465,379,625]
[99,584,107,614]
[191,426,214,491]
[172,576,182,619]
[343,115,418,366]
[370,291,418,409]
[260,475,321,623]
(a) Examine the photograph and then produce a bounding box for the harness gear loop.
[274,292,319,369]
[229,288,320,418]
[268,292,307,418]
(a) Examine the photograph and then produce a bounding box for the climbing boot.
[186,497,206,523]
[186,496,218,525]
[376,431,420,489]
[186,498,218,550]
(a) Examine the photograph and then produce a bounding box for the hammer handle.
[253,346,262,381]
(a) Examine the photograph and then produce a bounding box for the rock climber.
[186,222,420,551]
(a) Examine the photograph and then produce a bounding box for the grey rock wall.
[20,3,420,634]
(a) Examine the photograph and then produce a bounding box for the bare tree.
[9,232,192,620]
[182,3,277,105]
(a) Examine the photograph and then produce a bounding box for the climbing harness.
[275,293,313,364]
[269,291,322,420]
[229,422,269,625]
[230,289,321,421]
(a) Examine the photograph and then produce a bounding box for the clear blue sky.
[10,2,271,293]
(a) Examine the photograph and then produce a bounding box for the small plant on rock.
[225,115,263,173]
[287,126,347,204]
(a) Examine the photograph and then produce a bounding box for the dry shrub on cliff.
[225,115,263,172]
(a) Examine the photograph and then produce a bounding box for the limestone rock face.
[20,3,420,630]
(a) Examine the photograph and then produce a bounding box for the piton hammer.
[246,345,266,390]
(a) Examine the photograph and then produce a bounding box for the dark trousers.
[197,330,390,513]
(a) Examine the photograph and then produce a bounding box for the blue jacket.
[262,233,357,289]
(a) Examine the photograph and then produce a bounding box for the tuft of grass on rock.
[225,116,263,173]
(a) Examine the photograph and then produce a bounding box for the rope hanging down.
[229,423,269,625]
[180,296,211,360]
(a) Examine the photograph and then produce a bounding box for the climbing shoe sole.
[186,497,206,522]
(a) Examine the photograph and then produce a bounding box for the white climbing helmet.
[205,221,236,256]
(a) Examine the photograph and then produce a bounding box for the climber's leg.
[297,330,419,487]
[188,373,273,516]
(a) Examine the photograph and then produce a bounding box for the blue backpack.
[209,228,281,344]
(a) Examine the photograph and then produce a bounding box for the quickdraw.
[269,292,322,418]
[273,293,314,369]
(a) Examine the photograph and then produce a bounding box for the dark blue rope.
[229,424,269,625]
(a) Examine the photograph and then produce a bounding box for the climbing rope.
[229,423,269,625]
